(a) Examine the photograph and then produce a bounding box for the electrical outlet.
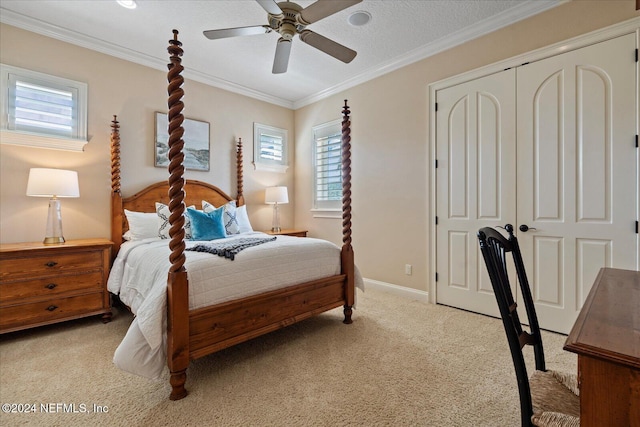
[405,264,412,275]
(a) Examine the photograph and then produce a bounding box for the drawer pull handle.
[45,283,58,290]
[45,261,58,268]
[46,305,58,312]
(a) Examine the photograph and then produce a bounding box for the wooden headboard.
[109,116,245,255]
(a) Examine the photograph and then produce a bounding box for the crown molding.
[2,1,563,111]
[0,9,294,109]
[293,0,565,109]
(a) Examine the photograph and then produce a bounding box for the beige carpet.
[0,287,576,426]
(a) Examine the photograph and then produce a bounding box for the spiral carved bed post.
[341,100,355,324]
[166,29,189,401]
[110,116,123,258]
[236,138,245,206]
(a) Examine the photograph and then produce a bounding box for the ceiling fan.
[203,0,363,74]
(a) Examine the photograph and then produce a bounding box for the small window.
[0,64,88,151]
[253,123,288,173]
[312,120,342,212]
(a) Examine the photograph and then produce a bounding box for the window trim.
[0,63,88,151]
[312,119,342,213]
[253,122,288,173]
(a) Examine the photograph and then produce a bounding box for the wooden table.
[564,267,640,427]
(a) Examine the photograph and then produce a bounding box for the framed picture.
[155,112,210,171]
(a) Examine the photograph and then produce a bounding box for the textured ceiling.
[0,0,562,108]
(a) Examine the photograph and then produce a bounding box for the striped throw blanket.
[186,236,277,260]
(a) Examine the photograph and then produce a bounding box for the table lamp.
[265,186,288,233]
[26,168,80,244]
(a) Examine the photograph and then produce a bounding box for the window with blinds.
[253,123,288,173]
[313,120,342,211]
[1,64,88,151]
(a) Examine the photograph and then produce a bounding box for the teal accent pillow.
[186,207,226,241]
[202,200,240,235]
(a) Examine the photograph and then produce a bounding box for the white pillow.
[155,202,195,240]
[123,209,158,241]
[202,200,240,235]
[236,205,253,234]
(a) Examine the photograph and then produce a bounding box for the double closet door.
[435,33,638,334]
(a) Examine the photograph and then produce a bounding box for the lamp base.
[43,236,66,245]
[271,203,282,234]
[43,197,66,245]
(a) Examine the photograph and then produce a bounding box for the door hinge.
[636,221,638,234]
[435,272,439,282]
[435,216,438,225]
[636,134,638,148]
[435,159,438,168]
[635,48,638,62]
[435,102,438,112]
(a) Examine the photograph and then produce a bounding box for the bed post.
[341,100,355,324]
[166,29,189,401]
[110,115,123,258]
[236,138,245,206]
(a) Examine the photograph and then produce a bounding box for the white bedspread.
[108,232,362,379]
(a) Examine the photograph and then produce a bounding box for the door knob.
[519,224,537,232]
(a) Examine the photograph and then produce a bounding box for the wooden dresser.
[0,238,113,334]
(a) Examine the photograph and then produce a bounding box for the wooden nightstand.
[0,238,113,334]
[263,229,308,237]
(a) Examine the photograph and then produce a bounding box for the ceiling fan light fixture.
[116,0,137,9]
[347,10,371,27]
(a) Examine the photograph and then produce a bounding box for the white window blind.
[253,123,288,173]
[1,64,88,151]
[258,132,283,162]
[312,120,342,211]
[10,79,76,138]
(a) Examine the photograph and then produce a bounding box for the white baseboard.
[363,278,429,302]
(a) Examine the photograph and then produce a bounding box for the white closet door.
[516,33,638,333]
[435,69,516,316]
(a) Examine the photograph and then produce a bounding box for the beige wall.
[1,1,638,295]
[294,1,639,292]
[0,24,295,244]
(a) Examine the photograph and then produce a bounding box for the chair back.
[477,224,545,427]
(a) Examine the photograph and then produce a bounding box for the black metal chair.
[477,225,580,427]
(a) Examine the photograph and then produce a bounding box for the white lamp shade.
[265,186,288,204]
[26,168,80,198]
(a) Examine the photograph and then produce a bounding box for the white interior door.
[435,69,516,316]
[516,33,638,333]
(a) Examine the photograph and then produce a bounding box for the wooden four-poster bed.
[109,30,355,400]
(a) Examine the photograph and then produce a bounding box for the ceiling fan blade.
[256,0,283,16]
[203,25,271,40]
[298,30,357,64]
[299,0,363,24]
[272,38,292,74]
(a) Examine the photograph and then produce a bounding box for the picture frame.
[155,112,210,171]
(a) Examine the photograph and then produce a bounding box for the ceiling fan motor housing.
[269,1,309,39]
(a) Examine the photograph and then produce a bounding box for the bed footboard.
[189,276,348,358]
